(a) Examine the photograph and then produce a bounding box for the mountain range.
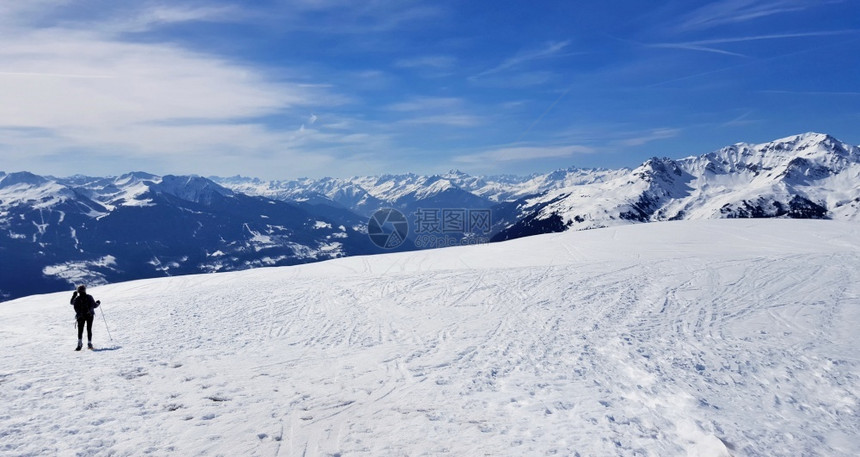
[1,132,858,301]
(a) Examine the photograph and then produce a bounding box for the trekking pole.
[98,302,113,341]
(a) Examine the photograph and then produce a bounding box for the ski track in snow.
[1,220,858,456]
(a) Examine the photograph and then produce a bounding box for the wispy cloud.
[649,43,748,57]
[394,55,456,70]
[615,128,681,147]
[393,55,457,78]
[681,30,858,45]
[759,89,860,96]
[386,97,464,112]
[473,40,572,79]
[455,144,594,164]
[0,71,114,79]
[677,0,831,31]
[0,2,244,34]
[385,97,483,127]
[721,110,760,127]
[109,4,244,33]
[265,0,443,34]
[0,5,393,178]
[0,29,312,126]
[651,30,858,57]
[399,115,483,128]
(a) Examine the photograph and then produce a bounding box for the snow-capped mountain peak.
[692,132,859,176]
[113,171,159,187]
[494,133,860,240]
[151,175,235,205]
[0,172,76,211]
[0,171,51,189]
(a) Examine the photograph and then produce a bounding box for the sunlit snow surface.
[1,220,858,456]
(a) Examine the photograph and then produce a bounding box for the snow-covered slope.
[2,219,858,456]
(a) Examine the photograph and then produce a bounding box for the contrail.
[679,29,859,46]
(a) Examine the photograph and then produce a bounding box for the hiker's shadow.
[92,346,122,352]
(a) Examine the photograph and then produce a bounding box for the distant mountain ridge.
[2,132,858,301]
[211,167,626,217]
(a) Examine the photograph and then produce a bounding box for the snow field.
[1,219,858,456]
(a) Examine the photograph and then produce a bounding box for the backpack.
[73,295,92,318]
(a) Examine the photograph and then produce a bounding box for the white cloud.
[0,5,393,178]
[0,29,318,161]
[0,30,310,128]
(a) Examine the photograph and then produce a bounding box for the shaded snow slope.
[1,220,858,456]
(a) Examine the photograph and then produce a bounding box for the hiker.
[71,285,100,351]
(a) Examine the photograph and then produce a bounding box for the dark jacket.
[71,293,100,319]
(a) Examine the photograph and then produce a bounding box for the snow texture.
[1,219,858,456]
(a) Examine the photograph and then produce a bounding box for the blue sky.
[1,0,858,179]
